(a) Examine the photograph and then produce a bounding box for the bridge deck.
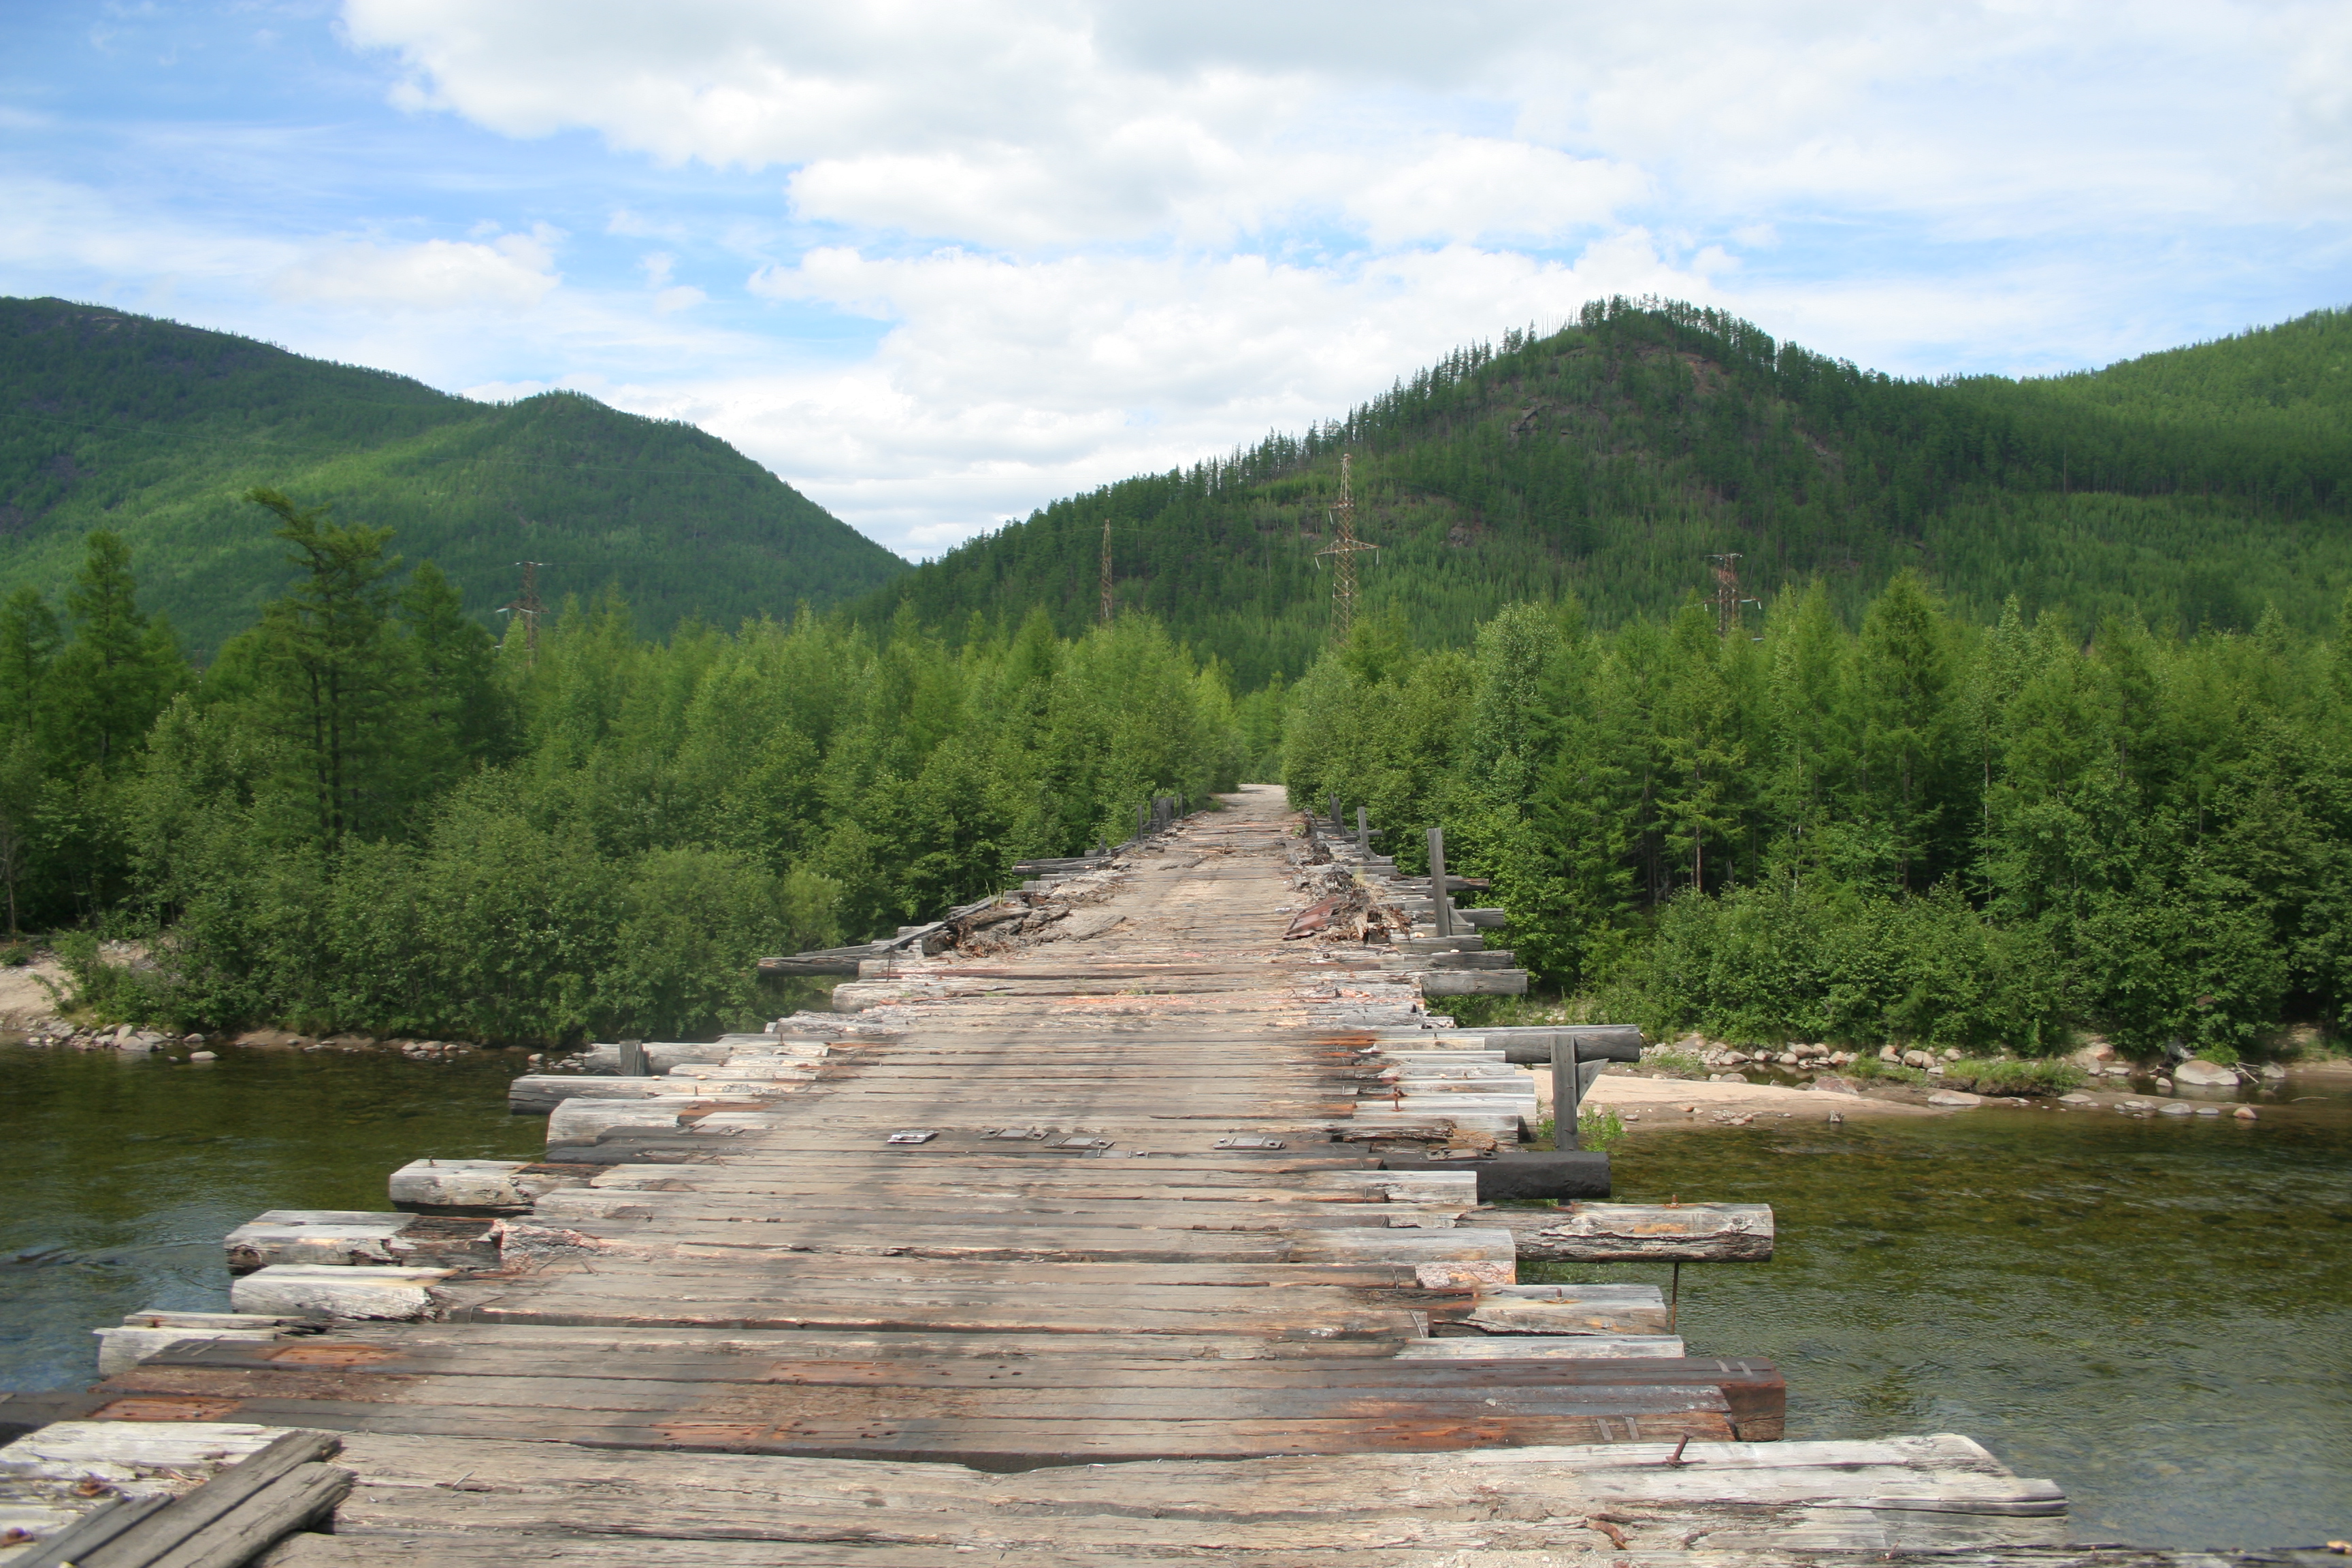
[43,787,2072,1563]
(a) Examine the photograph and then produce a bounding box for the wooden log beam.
[1418,969,1529,996]
[223,1213,416,1275]
[229,1266,455,1322]
[1478,1024,1646,1065]
[1490,1202,1776,1261]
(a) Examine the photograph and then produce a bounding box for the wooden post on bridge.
[1552,1035,1580,1151]
[617,1039,647,1077]
[1356,805,1370,855]
[1427,826,1454,938]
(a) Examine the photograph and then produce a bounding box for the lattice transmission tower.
[1706,553,1761,640]
[1315,453,1379,642]
[502,559,546,664]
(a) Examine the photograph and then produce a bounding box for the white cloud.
[343,0,2352,250]
[1349,138,1647,245]
[272,225,563,313]
[10,1,2340,569]
[722,233,1722,554]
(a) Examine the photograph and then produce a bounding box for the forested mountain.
[0,297,907,652]
[866,298,2352,691]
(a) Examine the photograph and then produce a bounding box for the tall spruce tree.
[48,532,186,772]
[245,488,406,847]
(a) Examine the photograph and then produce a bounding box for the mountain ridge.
[862,297,2352,689]
[0,296,909,653]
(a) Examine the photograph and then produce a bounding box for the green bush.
[1642,1049,1710,1079]
[1577,1107,1628,1152]
[54,931,178,1027]
[1944,1058,2087,1096]
[1597,879,2072,1056]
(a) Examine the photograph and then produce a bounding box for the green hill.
[864,298,2352,689]
[0,297,908,653]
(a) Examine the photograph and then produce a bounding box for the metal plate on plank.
[987,1127,1049,1141]
[886,1130,937,1144]
[267,1344,399,1367]
[1214,1136,1284,1149]
[89,1396,242,1421]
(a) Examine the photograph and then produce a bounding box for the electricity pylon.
[1315,453,1378,642]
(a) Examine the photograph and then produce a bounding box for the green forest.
[0,297,907,653]
[1285,581,2352,1060]
[12,499,1243,1041]
[12,297,2351,1058]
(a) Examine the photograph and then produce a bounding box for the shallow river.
[3,1042,2347,1548]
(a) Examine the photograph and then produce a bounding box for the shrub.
[1944,1058,2087,1096]
[1577,1107,1627,1152]
[1642,1048,1710,1079]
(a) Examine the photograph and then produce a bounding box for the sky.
[3,2,2349,561]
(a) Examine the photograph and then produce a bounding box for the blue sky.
[5,1,2348,559]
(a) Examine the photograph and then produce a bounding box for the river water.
[3,1041,2347,1547]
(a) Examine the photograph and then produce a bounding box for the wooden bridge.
[1,786,2124,1567]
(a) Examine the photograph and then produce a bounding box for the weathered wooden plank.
[229,1267,454,1322]
[510,1075,809,1113]
[69,1429,344,1568]
[1492,1203,1776,1262]
[144,1462,355,1568]
[270,1539,2170,1568]
[1419,969,1530,996]
[224,1213,417,1273]
[10,1494,175,1568]
[86,1397,1739,1464]
[284,1429,2054,1541]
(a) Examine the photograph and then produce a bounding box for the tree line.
[14,495,1242,1042]
[1285,576,2352,1059]
[20,483,2349,1060]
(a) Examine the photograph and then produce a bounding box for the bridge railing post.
[1426,826,1454,938]
[1551,1035,1580,1151]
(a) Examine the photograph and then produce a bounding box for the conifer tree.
[244,488,404,847]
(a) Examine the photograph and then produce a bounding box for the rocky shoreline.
[7,1019,528,1065]
[1563,1032,2339,1132]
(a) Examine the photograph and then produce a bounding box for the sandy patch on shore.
[0,955,71,1026]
